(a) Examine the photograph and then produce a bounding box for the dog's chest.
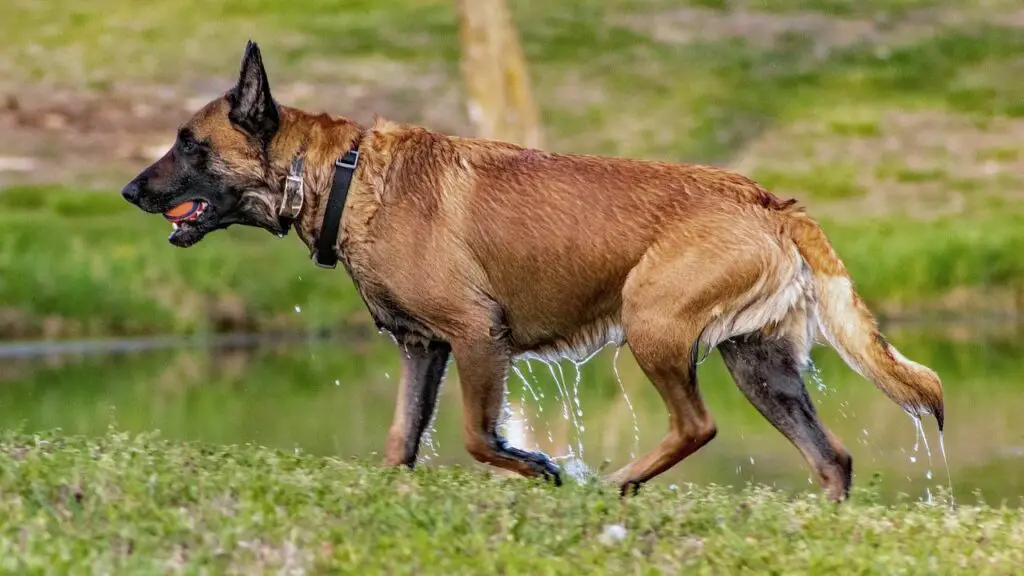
[340,256,438,348]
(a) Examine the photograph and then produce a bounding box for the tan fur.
[130,46,943,499]
[254,110,941,496]
[786,212,945,426]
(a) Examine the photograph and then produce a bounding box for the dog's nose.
[121,181,140,203]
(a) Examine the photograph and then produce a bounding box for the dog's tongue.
[164,201,201,223]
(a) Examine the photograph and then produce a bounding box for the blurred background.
[1,0,1022,504]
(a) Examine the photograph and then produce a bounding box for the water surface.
[2,324,1022,505]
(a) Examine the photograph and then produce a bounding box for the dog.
[121,40,943,500]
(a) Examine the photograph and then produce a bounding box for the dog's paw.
[495,437,564,487]
[525,452,564,487]
[618,480,643,497]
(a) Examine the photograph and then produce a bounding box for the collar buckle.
[278,155,306,236]
[337,150,359,170]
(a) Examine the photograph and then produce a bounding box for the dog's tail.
[784,208,944,431]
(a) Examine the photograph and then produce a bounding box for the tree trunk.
[454,0,543,148]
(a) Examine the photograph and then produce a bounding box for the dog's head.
[121,41,289,247]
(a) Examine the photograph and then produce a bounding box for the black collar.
[312,147,360,269]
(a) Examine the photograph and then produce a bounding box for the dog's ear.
[227,40,280,144]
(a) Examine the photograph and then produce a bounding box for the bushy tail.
[785,210,944,431]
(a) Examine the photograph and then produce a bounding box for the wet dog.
[122,41,943,500]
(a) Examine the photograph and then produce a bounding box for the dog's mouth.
[163,200,217,247]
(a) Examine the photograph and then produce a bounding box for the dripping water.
[938,431,956,507]
[613,346,640,460]
[511,364,543,451]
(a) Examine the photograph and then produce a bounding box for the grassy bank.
[1,185,1021,340]
[3,0,1024,339]
[0,430,1018,574]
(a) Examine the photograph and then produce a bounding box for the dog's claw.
[495,436,563,487]
[618,480,643,498]
[533,456,564,487]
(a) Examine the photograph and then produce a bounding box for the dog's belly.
[511,316,625,364]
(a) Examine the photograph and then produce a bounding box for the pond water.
[2,323,1022,505]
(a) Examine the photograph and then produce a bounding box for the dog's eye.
[180,139,197,154]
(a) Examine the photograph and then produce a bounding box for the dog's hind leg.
[718,314,853,502]
[384,340,452,467]
[449,307,564,485]
[602,244,741,493]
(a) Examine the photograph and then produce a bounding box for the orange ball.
[163,201,200,222]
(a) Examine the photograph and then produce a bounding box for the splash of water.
[512,364,541,404]
[540,360,586,461]
[511,364,542,450]
[420,424,440,462]
[907,412,957,507]
[571,361,585,420]
[938,431,956,507]
[545,362,572,421]
[553,445,593,483]
[525,361,546,406]
[612,346,640,460]
[554,361,586,460]
[807,359,828,394]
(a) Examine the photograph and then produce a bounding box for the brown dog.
[122,41,944,500]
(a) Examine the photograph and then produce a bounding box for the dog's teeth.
[172,222,179,231]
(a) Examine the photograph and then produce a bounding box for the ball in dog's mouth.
[164,200,210,246]
[164,200,208,226]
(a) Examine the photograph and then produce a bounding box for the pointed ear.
[227,40,280,144]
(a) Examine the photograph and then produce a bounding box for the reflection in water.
[1,325,1023,505]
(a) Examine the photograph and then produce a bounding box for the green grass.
[754,164,867,199]
[0,429,1018,574]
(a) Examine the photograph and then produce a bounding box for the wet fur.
[122,41,944,501]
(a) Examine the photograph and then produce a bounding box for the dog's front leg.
[451,336,563,486]
[383,340,452,467]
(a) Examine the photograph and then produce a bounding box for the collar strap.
[277,154,306,237]
[312,147,360,268]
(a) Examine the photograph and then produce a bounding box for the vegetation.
[3,0,1024,339]
[2,429,1020,574]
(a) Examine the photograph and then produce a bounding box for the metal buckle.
[312,252,337,269]
[336,150,359,170]
[280,175,304,216]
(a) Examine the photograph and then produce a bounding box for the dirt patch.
[614,4,1022,62]
[0,61,469,191]
[728,109,1024,221]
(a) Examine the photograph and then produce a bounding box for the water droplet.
[334,380,340,386]
[384,372,391,379]
[294,305,301,313]
[808,360,827,393]
[749,456,755,465]
[938,431,956,507]
[909,456,917,463]
[613,346,641,460]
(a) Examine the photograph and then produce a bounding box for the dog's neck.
[271,107,366,259]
